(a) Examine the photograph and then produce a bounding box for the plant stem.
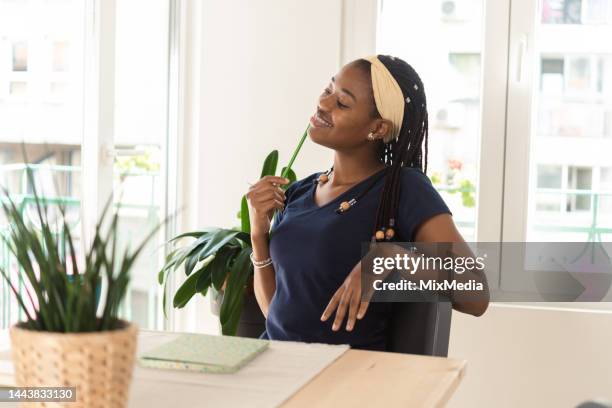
[280,124,310,179]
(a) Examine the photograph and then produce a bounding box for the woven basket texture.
[9,321,138,408]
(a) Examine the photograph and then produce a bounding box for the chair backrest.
[385,301,452,357]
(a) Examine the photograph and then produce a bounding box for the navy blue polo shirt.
[260,167,452,350]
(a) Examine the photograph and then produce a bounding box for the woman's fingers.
[345,290,361,331]
[248,176,290,191]
[357,300,370,320]
[320,288,342,322]
[262,176,290,185]
[331,288,351,331]
[260,198,285,213]
[247,190,285,208]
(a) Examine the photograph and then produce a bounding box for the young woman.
[246,55,489,351]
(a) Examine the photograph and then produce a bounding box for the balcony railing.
[0,164,162,330]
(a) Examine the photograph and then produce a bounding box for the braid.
[355,55,429,242]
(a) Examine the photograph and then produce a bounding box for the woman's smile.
[309,110,334,129]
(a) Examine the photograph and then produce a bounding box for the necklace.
[314,166,388,215]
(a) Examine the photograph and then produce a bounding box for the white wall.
[448,304,612,407]
[197,0,344,230]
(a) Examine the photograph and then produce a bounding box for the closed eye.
[322,87,349,109]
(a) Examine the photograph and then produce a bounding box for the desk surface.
[0,329,465,407]
[283,349,465,407]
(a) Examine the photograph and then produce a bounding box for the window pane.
[113,0,170,330]
[0,0,84,329]
[528,2,612,241]
[537,165,563,188]
[12,41,28,71]
[9,81,27,97]
[377,0,484,241]
[542,0,612,25]
[52,41,70,72]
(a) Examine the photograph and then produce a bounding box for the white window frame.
[353,0,612,310]
[81,0,183,330]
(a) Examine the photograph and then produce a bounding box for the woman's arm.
[321,213,490,332]
[251,233,276,318]
[413,213,490,316]
[245,175,290,318]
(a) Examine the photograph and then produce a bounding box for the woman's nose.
[318,93,334,111]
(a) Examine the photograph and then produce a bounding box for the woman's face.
[308,62,388,150]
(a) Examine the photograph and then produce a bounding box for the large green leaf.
[219,248,253,335]
[210,247,239,291]
[173,268,203,308]
[196,229,240,262]
[222,297,244,336]
[195,264,213,293]
[260,150,278,178]
[184,252,200,276]
[168,228,219,243]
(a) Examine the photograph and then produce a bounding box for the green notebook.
[139,333,269,374]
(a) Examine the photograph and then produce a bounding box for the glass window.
[377,0,484,241]
[567,57,591,93]
[52,41,70,72]
[601,167,612,219]
[542,0,612,25]
[112,0,170,330]
[567,166,592,211]
[527,1,612,241]
[1,0,84,328]
[9,81,27,96]
[537,164,563,188]
[601,167,612,190]
[0,0,174,331]
[541,58,565,94]
[49,81,68,100]
[12,41,28,71]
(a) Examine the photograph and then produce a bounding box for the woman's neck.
[331,151,386,186]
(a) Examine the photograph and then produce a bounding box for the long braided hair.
[354,55,429,241]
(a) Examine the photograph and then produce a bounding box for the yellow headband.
[365,55,405,143]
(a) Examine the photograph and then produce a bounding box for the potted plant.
[158,126,309,336]
[0,167,162,407]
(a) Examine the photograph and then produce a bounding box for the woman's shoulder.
[396,166,453,241]
[398,166,452,215]
[399,166,430,183]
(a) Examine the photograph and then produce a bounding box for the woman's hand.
[320,261,374,332]
[246,176,289,238]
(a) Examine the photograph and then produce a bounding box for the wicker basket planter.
[9,320,138,408]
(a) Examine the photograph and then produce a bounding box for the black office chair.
[385,301,452,357]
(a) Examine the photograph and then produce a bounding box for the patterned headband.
[365,55,406,143]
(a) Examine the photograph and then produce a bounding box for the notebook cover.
[138,333,269,374]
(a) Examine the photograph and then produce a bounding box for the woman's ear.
[373,119,393,141]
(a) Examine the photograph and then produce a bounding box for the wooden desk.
[0,330,465,407]
[282,349,465,407]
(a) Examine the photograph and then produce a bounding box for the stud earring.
[367,132,375,141]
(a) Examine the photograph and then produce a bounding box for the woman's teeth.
[315,113,332,127]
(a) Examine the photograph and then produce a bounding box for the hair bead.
[385,228,395,240]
